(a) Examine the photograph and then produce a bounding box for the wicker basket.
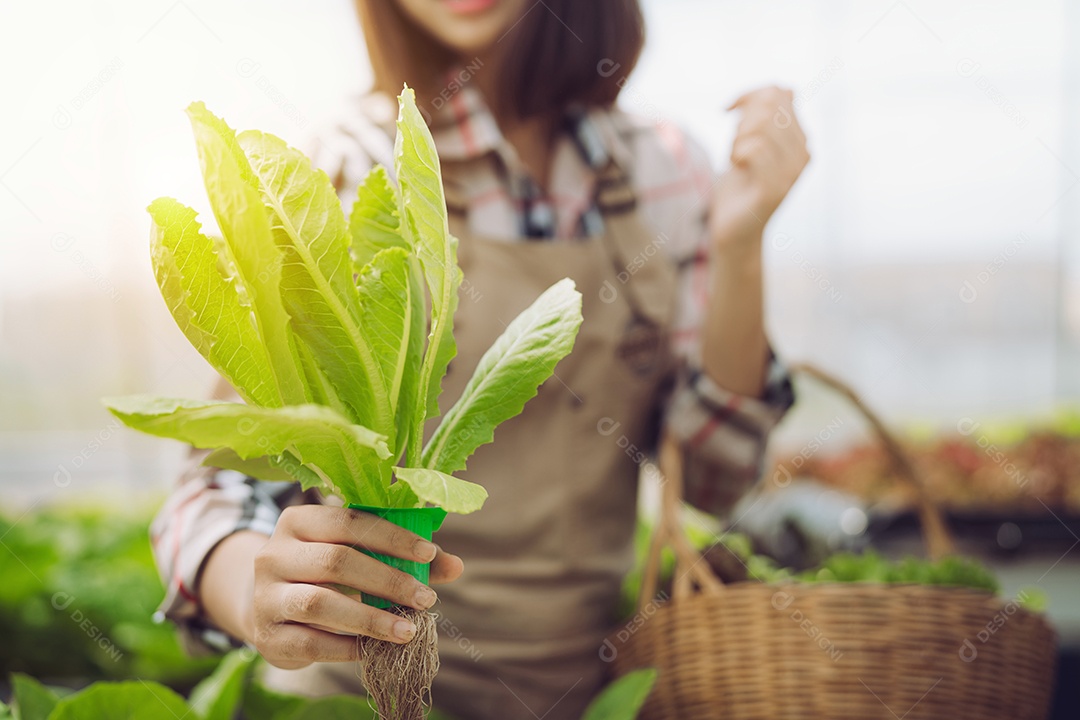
[610,365,1057,720]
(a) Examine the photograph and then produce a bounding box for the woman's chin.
[396,0,527,57]
[437,17,513,53]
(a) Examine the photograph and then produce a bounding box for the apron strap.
[593,159,638,217]
[442,110,640,224]
[593,158,678,328]
[440,116,678,328]
[442,163,639,222]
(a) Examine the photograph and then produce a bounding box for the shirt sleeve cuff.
[667,351,795,515]
[690,352,795,433]
[152,471,287,655]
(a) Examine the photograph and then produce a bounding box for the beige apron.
[263,158,678,720]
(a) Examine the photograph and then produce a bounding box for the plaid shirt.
[150,78,794,651]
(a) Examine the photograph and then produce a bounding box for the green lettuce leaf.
[581,669,658,720]
[386,479,420,508]
[241,682,306,720]
[116,90,581,514]
[355,247,425,461]
[295,335,353,421]
[395,88,463,462]
[48,682,189,720]
[203,447,323,487]
[238,130,392,439]
[187,102,310,405]
[187,649,256,720]
[104,396,389,504]
[393,467,487,514]
[423,278,583,474]
[147,197,282,408]
[349,164,408,270]
[11,673,58,720]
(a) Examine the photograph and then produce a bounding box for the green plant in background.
[715,529,1001,592]
[1,651,657,720]
[103,87,582,514]
[798,550,1000,591]
[619,516,1010,620]
[0,507,215,689]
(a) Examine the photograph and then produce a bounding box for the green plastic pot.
[346,503,448,609]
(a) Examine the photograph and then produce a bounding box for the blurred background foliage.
[0,505,216,689]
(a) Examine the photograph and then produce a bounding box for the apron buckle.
[616,316,666,376]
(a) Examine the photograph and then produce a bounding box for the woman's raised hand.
[708,86,810,255]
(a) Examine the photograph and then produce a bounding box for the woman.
[151,1,808,717]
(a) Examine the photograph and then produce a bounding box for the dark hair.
[354,0,645,122]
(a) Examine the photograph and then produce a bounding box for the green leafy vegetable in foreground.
[11,673,59,720]
[1,648,652,720]
[105,88,583,512]
[581,669,658,720]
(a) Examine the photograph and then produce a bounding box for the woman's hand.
[248,505,464,670]
[708,86,810,257]
[698,86,807,397]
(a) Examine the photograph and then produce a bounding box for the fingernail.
[414,585,437,609]
[394,620,417,641]
[414,539,437,562]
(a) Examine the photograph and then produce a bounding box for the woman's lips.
[441,0,498,15]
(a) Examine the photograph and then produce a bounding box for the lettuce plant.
[3,650,656,720]
[104,88,582,515]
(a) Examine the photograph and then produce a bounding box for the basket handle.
[635,364,956,612]
[637,433,725,609]
[787,363,955,560]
